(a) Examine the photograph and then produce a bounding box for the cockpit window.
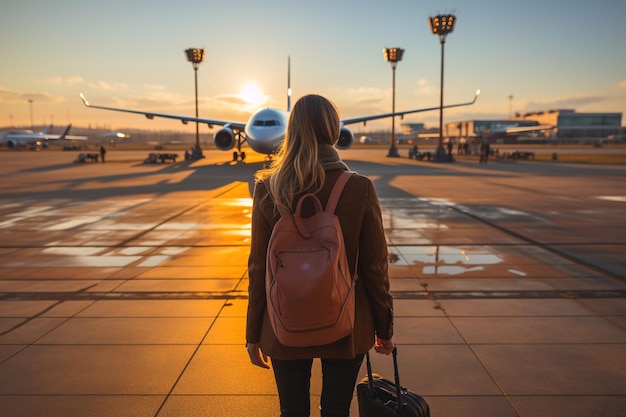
[253,120,281,127]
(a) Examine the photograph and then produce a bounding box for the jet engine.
[335,127,354,150]
[6,140,17,148]
[213,127,236,151]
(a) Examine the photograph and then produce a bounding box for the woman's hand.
[246,342,270,369]
[374,337,394,355]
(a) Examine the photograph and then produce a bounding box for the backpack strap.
[327,170,360,280]
[325,171,353,214]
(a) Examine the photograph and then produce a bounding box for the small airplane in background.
[478,124,555,142]
[502,125,554,135]
[96,131,130,140]
[0,124,88,148]
[80,59,479,161]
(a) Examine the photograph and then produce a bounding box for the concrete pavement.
[0,148,624,416]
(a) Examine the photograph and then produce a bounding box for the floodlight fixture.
[185,48,206,67]
[429,14,456,42]
[383,47,405,68]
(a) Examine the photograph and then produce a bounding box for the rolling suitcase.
[356,347,430,417]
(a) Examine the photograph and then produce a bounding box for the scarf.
[318,143,350,172]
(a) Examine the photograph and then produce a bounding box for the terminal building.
[405,110,623,144]
[516,109,622,141]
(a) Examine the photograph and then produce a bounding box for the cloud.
[348,86,385,96]
[619,79,626,89]
[88,81,128,91]
[112,92,189,109]
[144,84,166,90]
[355,97,383,106]
[88,81,112,90]
[519,94,609,112]
[340,86,386,113]
[66,76,84,85]
[215,94,247,106]
[209,93,269,116]
[415,79,437,96]
[0,86,63,103]
[47,76,84,85]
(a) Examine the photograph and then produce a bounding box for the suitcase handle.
[365,346,405,414]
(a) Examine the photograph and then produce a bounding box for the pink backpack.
[266,171,356,347]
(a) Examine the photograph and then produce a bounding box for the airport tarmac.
[0,148,625,417]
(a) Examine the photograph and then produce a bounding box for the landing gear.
[262,154,274,169]
[232,151,246,161]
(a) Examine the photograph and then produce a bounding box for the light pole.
[429,14,456,162]
[185,48,206,158]
[383,47,404,158]
[28,99,34,129]
[509,95,514,119]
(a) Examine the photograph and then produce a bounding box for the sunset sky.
[1,0,625,133]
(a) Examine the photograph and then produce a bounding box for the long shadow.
[343,158,518,177]
[453,158,626,177]
[0,159,263,201]
[341,159,519,200]
[4,153,624,204]
[17,162,81,173]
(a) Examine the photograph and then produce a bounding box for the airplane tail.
[286,56,292,112]
[59,124,72,139]
[39,125,52,134]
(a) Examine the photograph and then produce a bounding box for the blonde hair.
[256,94,341,213]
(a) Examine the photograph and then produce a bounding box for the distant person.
[479,142,486,163]
[409,144,419,159]
[100,146,106,163]
[246,94,394,417]
[484,142,491,164]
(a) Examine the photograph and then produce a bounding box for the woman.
[246,94,394,417]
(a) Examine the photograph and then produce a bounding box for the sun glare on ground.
[239,82,267,107]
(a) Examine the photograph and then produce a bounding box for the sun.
[239,82,267,106]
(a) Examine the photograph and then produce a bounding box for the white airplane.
[503,124,554,135]
[0,124,88,148]
[80,62,479,161]
[96,131,130,140]
[478,124,555,141]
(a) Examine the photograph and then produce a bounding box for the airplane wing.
[97,132,130,139]
[62,135,88,141]
[80,94,246,131]
[341,90,480,126]
[46,124,88,141]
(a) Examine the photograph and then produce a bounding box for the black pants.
[271,354,364,417]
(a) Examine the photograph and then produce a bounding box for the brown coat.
[246,169,394,360]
